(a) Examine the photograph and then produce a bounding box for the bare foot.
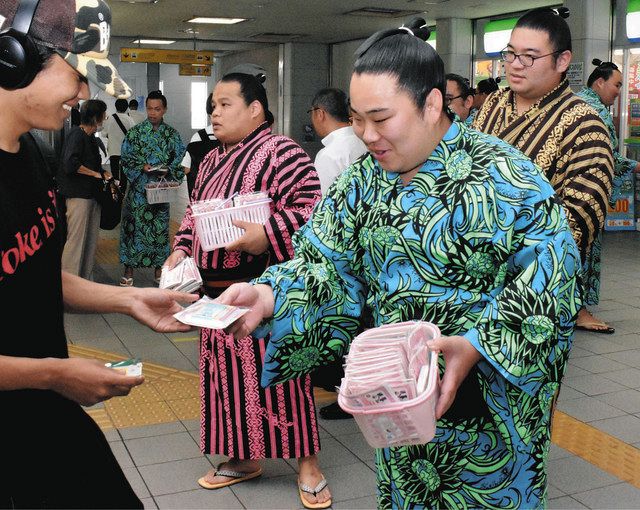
[577,308,614,333]
[298,455,331,506]
[200,458,261,486]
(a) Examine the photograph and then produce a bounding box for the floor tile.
[110,440,135,469]
[570,483,640,509]
[333,495,378,509]
[155,488,243,509]
[568,356,629,374]
[595,389,640,413]
[119,422,187,440]
[561,374,627,396]
[601,367,640,389]
[589,414,640,443]
[231,474,302,509]
[125,431,203,465]
[547,456,620,494]
[556,396,627,422]
[139,457,213,496]
[547,495,588,509]
[123,467,151,499]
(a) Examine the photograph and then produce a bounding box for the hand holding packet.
[160,257,202,293]
[173,296,249,329]
[105,358,143,377]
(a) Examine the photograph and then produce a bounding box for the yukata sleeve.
[253,167,367,387]
[557,112,613,259]
[173,203,194,256]
[120,129,146,185]
[463,174,582,397]
[166,129,186,182]
[614,149,637,179]
[264,142,322,263]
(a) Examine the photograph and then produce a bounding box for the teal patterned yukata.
[254,121,582,508]
[119,120,185,268]
[577,87,637,305]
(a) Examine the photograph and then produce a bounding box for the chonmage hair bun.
[554,7,570,18]
[355,17,431,59]
[592,58,603,67]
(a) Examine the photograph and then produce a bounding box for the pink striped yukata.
[173,122,322,459]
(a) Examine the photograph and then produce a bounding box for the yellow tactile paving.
[552,410,640,489]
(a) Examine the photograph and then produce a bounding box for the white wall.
[331,39,365,94]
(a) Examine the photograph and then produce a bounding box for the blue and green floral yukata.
[253,121,582,508]
[119,120,185,268]
[577,86,637,307]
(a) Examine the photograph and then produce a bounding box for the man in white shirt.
[127,99,146,124]
[309,88,367,420]
[103,98,135,189]
[309,88,366,194]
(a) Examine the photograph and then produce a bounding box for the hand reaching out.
[216,283,275,339]
[129,288,199,333]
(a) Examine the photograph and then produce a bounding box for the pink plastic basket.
[193,199,272,251]
[338,321,440,448]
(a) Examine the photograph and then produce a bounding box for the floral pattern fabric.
[119,120,185,267]
[254,121,582,508]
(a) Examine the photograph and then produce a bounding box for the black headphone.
[0,0,42,89]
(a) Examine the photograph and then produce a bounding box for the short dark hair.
[353,28,445,112]
[34,41,56,70]
[206,92,213,116]
[80,99,107,126]
[128,99,138,109]
[311,88,350,123]
[115,98,129,113]
[146,90,167,108]
[587,59,620,87]
[475,77,500,95]
[515,7,572,59]
[445,74,473,99]
[220,73,274,125]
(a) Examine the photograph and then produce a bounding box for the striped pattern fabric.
[174,122,320,271]
[473,80,614,259]
[173,122,322,460]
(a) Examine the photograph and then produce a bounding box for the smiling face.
[16,55,90,133]
[593,69,623,107]
[505,27,571,102]
[210,80,264,147]
[349,72,444,181]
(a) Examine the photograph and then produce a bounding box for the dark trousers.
[109,155,127,195]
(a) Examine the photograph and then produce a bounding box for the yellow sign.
[120,48,214,65]
[178,64,211,76]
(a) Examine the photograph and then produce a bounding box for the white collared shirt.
[314,126,367,194]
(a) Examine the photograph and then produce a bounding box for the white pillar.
[435,17,473,78]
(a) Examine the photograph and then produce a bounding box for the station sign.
[120,48,214,65]
[178,64,212,76]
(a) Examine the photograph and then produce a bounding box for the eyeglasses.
[306,107,320,114]
[500,49,563,67]
[444,94,463,105]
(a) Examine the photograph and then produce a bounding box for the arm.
[263,143,322,263]
[62,271,197,332]
[556,112,614,258]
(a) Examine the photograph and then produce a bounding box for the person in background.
[445,73,475,125]
[0,0,197,507]
[472,77,501,113]
[181,92,218,199]
[309,87,367,194]
[473,7,614,331]
[164,69,330,509]
[215,17,582,508]
[119,90,185,287]
[127,98,146,124]
[575,59,640,333]
[58,99,109,279]
[103,97,135,193]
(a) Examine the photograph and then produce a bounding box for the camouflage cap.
[0,0,131,98]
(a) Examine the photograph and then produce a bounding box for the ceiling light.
[132,39,176,44]
[187,17,246,24]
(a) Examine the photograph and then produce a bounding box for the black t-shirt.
[0,134,67,403]
[57,126,102,198]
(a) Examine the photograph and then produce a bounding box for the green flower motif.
[358,227,372,247]
[306,263,328,282]
[538,382,559,412]
[142,256,152,266]
[494,262,508,287]
[445,150,473,181]
[333,171,351,194]
[411,459,440,492]
[465,251,496,279]
[521,315,554,345]
[144,211,154,221]
[372,226,397,247]
[287,346,321,372]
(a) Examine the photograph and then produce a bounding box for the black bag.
[96,178,123,230]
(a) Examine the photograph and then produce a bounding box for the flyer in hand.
[173,296,250,329]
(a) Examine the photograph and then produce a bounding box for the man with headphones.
[0,1,197,507]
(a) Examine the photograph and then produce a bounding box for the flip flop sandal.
[197,466,262,490]
[575,322,615,334]
[119,276,133,287]
[298,477,332,509]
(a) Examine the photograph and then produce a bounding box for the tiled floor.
[65,191,640,509]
